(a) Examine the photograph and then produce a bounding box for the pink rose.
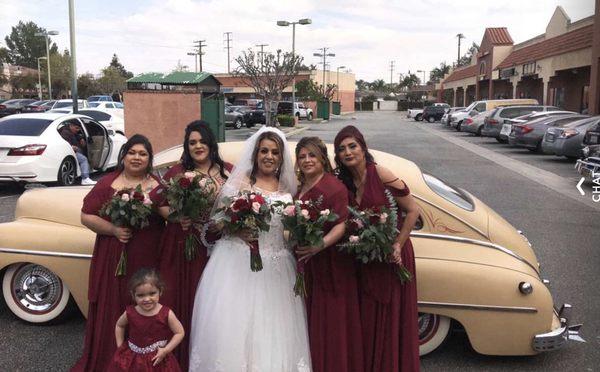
[198,178,207,188]
[283,205,296,216]
[320,209,330,216]
[349,235,360,243]
[143,197,152,206]
[121,193,130,202]
[252,202,261,213]
[301,209,310,219]
[184,171,196,180]
[379,212,388,224]
[353,218,364,229]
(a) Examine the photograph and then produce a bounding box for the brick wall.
[124,91,202,153]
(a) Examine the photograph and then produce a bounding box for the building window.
[479,62,486,76]
[523,62,536,76]
[581,85,589,113]
[554,87,565,108]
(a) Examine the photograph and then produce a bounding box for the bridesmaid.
[294,137,364,372]
[72,134,164,372]
[333,125,421,372]
[151,121,232,371]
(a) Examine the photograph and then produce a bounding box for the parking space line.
[415,123,600,212]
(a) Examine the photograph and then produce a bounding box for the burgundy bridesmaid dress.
[107,305,181,372]
[353,163,420,372]
[296,172,364,372]
[72,171,164,372]
[150,163,231,371]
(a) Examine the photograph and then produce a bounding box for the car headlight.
[582,146,590,157]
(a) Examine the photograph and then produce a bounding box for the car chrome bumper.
[532,304,584,352]
[575,157,600,180]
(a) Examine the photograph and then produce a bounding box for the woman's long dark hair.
[117,134,154,174]
[181,120,228,180]
[333,125,375,194]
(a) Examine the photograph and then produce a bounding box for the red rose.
[309,209,319,221]
[230,214,239,223]
[369,214,380,225]
[178,177,192,189]
[233,198,250,212]
[132,191,144,201]
[253,194,265,205]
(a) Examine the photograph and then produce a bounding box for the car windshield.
[88,96,103,102]
[0,118,53,136]
[88,102,101,107]
[423,173,474,211]
[53,101,72,108]
[563,117,597,129]
[79,110,112,121]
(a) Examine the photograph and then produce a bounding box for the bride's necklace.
[122,172,149,188]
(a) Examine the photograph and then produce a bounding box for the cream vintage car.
[0,142,583,356]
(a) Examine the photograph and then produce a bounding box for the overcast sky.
[0,0,595,82]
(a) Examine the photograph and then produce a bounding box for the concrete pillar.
[453,88,457,107]
[463,87,468,106]
[512,81,518,99]
[542,79,549,106]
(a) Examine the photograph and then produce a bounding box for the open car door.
[80,117,111,170]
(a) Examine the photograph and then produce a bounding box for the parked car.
[422,105,448,123]
[21,100,51,113]
[407,108,424,121]
[441,107,465,126]
[482,105,559,140]
[88,101,124,110]
[277,102,314,121]
[0,99,38,117]
[450,99,539,131]
[507,110,576,125]
[575,144,600,182]
[460,110,493,135]
[78,109,125,134]
[508,114,585,152]
[0,142,583,356]
[239,101,264,127]
[50,99,89,110]
[232,98,261,108]
[0,112,127,185]
[87,95,113,102]
[224,105,246,129]
[541,116,600,159]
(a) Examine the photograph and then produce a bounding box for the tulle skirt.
[188,236,312,372]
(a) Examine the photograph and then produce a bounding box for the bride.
[189,127,312,372]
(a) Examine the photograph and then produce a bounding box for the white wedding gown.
[189,191,312,372]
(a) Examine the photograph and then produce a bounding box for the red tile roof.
[443,65,478,83]
[496,25,594,70]
[485,27,514,45]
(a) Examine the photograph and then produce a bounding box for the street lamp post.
[35,30,59,100]
[36,57,47,99]
[336,65,346,101]
[417,70,426,85]
[276,18,311,106]
[68,0,78,113]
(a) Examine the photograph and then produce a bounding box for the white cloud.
[0,0,595,81]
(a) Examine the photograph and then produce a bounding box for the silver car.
[460,110,493,135]
[508,114,585,152]
[541,116,600,159]
[224,106,245,129]
[441,107,465,126]
[482,105,560,142]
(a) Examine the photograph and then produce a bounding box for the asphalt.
[0,111,598,371]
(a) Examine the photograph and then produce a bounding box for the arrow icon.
[576,177,585,196]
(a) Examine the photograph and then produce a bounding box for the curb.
[284,125,309,138]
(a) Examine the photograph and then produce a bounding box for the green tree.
[457,42,480,68]
[369,79,386,92]
[0,47,9,86]
[98,66,128,94]
[399,74,420,89]
[47,49,72,98]
[295,79,321,100]
[355,79,369,92]
[109,54,133,79]
[9,71,38,97]
[77,73,100,98]
[4,21,58,69]
[430,62,451,82]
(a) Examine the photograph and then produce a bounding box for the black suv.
[422,105,448,122]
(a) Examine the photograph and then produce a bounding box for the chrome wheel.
[58,157,76,186]
[418,313,451,356]
[2,263,71,323]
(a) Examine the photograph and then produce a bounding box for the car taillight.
[0,105,5,110]
[465,118,473,124]
[8,144,47,156]
[558,129,578,139]
[521,125,533,134]
[488,119,499,125]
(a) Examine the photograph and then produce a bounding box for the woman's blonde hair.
[295,137,333,186]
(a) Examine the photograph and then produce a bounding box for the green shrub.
[277,114,295,127]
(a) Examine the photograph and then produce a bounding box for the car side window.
[499,107,521,119]
[475,103,486,112]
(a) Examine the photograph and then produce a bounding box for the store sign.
[522,62,537,76]
[499,68,516,79]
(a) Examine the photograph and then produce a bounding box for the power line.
[389,60,395,85]
[223,32,232,74]
[255,43,268,69]
[193,40,206,72]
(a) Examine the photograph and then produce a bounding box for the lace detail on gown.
[189,192,312,372]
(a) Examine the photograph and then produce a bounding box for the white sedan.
[0,112,127,185]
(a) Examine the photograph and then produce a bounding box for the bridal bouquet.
[338,190,412,283]
[100,185,153,276]
[165,171,218,261]
[277,197,338,297]
[213,191,271,272]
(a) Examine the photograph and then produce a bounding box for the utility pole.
[224,32,232,73]
[255,43,269,69]
[313,47,335,96]
[389,61,395,85]
[68,0,78,113]
[456,33,465,66]
[193,40,206,72]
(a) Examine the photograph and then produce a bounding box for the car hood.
[14,186,90,228]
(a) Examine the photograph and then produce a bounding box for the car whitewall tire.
[418,312,452,356]
[2,263,71,323]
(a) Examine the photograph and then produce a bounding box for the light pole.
[277,18,311,105]
[417,70,426,85]
[456,33,466,66]
[336,65,346,101]
[187,52,198,72]
[36,57,47,99]
[35,30,59,100]
[68,0,78,113]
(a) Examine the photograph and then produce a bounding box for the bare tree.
[234,49,303,126]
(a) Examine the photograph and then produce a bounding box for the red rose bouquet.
[100,185,153,276]
[276,197,338,297]
[213,191,271,272]
[339,190,412,283]
[165,171,218,261]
